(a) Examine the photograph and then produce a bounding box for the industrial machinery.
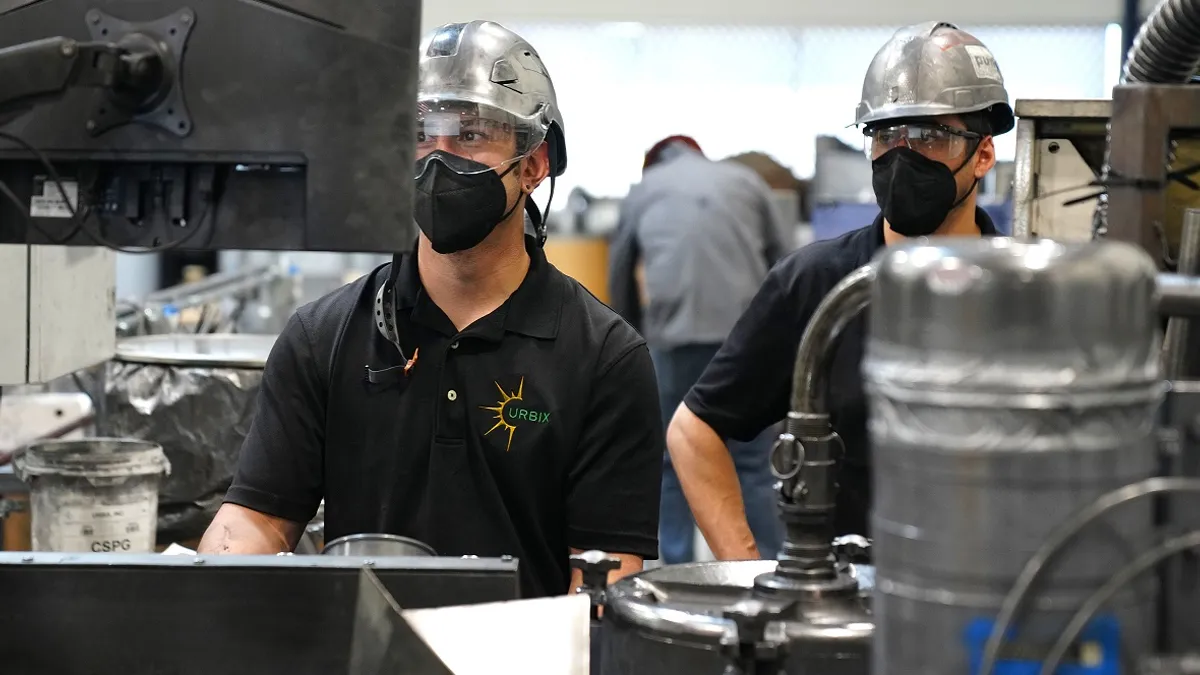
[115,262,297,337]
[0,552,520,674]
[1011,99,1110,243]
[596,262,877,675]
[867,239,1165,674]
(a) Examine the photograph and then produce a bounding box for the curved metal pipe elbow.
[789,262,877,415]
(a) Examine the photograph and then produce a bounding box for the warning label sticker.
[964,45,1003,82]
[53,501,155,553]
[29,176,78,219]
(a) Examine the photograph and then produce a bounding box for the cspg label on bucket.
[54,501,155,553]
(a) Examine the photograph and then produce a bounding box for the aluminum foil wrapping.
[100,361,262,541]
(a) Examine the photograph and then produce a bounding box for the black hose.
[1124,0,1200,84]
[1096,0,1200,243]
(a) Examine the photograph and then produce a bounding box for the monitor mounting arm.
[0,7,195,136]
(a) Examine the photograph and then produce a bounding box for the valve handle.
[769,433,804,482]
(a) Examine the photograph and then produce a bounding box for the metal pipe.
[1123,0,1200,84]
[1157,273,1200,317]
[789,262,877,414]
[144,264,282,306]
[1098,0,1200,242]
[1164,210,1200,376]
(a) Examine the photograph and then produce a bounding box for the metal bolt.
[85,120,96,132]
[363,559,375,566]
[501,555,514,562]
[181,12,192,24]
[88,11,100,24]
[60,42,75,57]
[192,557,205,565]
[21,556,33,563]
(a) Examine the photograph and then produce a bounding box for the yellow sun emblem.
[480,377,524,452]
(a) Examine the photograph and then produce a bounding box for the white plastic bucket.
[12,438,170,553]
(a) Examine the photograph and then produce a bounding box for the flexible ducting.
[1124,0,1200,84]
[1096,0,1200,243]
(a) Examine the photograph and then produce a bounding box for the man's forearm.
[197,503,303,554]
[666,404,759,560]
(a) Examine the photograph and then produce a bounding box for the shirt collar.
[870,206,999,247]
[391,235,562,340]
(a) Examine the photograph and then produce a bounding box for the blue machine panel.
[963,615,1121,675]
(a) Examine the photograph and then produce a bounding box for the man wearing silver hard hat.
[200,21,664,598]
[666,22,1012,559]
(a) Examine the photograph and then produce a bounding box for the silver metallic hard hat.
[854,22,1014,136]
[418,21,567,176]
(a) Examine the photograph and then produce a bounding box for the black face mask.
[413,151,521,254]
[871,146,976,237]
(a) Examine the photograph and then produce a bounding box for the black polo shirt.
[225,236,663,597]
[683,209,997,537]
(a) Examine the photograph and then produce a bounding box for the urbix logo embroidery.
[479,376,550,452]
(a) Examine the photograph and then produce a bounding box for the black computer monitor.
[0,552,520,674]
[0,1,419,253]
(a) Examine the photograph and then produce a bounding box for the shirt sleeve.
[683,256,825,442]
[566,342,663,559]
[224,310,326,524]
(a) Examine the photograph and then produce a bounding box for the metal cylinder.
[321,533,436,557]
[1164,209,1200,378]
[602,560,873,675]
[864,237,1164,675]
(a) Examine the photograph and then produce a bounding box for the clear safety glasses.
[415,99,548,176]
[864,123,981,162]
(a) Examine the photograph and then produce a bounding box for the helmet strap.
[526,175,556,247]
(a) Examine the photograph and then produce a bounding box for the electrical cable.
[85,201,212,254]
[0,128,215,253]
[1039,530,1200,675]
[0,130,83,244]
[979,477,1200,675]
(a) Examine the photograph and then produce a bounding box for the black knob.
[832,535,872,564]
[723,600,777,642]
[721,600,794,675]
[570,550,620,593]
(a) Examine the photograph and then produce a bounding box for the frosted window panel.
[967,26,1108,160]
[637,26,801,88]
[470,23,1108,204]
[507,23,644,201]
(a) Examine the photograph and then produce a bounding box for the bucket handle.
[9,446,28,483]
